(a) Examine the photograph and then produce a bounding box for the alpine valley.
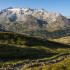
[0,7,70,70]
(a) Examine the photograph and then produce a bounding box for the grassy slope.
[0,32,70,69]
[51,36,70,45]
[0,32,70,58]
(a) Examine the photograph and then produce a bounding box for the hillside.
[51,36,70,45]
[0,32,70,70]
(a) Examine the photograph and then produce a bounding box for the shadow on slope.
[24,37,70,49]
[0,32,70,49]
[0,44,57,60]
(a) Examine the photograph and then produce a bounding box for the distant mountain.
[0,7,70,39]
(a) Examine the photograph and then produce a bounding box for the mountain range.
[0,7,70,39]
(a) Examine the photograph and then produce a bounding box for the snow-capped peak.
[0,7,62,22]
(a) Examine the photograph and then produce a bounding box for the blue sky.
[0,0,70,17]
